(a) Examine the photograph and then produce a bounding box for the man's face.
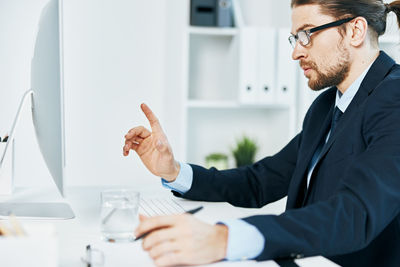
[291,4,352,91]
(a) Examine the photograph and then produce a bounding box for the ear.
[348,17,369,47]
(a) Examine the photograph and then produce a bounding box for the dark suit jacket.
[177,51,400,266]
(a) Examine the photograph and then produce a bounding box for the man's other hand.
[135,214,228,266]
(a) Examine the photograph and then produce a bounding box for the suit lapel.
[302,51,396,204]
[286,90,335,209]
[311,52,395,169]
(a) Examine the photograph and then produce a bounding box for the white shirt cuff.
[218,219,265,261]
[161,162,193,195]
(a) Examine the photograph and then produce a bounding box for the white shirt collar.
[335,62,373,113]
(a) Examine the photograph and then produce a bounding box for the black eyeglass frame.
[288,17,357,48]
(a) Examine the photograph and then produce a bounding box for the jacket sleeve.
[243,79,400,260]
[180,131,302,208]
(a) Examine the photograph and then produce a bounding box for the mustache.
[300,60,318,69]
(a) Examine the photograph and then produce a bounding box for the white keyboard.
[139,198,186,217]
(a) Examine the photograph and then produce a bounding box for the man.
[124,1,400,266]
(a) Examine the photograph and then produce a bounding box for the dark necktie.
[330,106,343,136]
[309,106,343,172]
[300,106,344,206]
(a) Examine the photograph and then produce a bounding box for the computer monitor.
[0,0,74,219]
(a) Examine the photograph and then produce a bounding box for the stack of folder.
[0,221,58,267]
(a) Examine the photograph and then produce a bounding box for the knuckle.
[146,231,161,245]
[154,256,166,266]
[144,237,154,249]
[152,231,162,242]
[142,237,153,248]
[156,253,175,267]
[149,247,158,258]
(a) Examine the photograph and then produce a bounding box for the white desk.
[1,186,338,267]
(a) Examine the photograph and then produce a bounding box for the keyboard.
[139,197,186,216]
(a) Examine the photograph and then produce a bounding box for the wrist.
[164,161,180,182]
[214,224,228,261]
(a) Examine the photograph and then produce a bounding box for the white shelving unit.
[181,0,298,167]
[189,26,239,36]
[168,1,400,168]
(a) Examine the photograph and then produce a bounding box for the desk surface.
[0,186,338,267]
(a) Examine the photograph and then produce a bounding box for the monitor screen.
[31,0,65,197]
[0,0,74,219]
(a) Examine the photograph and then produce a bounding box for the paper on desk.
[0,223,58,267]
[202,260,279,266]
[295,256,340,267]
[89,241,281,267]
[89,240,153,267]
[88,241,337,267]
[204,256,339,267]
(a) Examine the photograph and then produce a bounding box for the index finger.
[135,214,178,237]
[141,103,163,133]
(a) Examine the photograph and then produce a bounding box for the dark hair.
[291,0,400,39]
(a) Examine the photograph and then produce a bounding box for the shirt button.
[290,253,304,259]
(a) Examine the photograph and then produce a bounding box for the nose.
[292,41,306,61]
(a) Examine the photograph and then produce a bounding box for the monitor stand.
[0,91,75,220]
[0,187,75,220]
[0,203,74,219]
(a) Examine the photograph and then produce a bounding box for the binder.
[257,28,277,105]
[190,0,216,26]
[216,0,233,27]
[238,27,258,104]
[276,28,297,106]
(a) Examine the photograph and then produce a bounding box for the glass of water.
[100,189,140,242]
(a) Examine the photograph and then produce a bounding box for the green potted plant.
[232,136,258,167]
[205,153,229,170]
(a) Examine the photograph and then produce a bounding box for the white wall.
[238,0,292,28]
[62,0,166,188]
[0,0,167,189]
[0,0,51,188]
[5,0,395,189]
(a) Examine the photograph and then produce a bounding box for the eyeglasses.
[288,17,356,48]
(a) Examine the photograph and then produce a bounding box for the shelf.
[186,108,292,165]
[187,100,290,109]
[188,26,238,36]
[187,100,238,108]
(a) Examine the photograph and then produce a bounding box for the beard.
[301,42,350,91]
